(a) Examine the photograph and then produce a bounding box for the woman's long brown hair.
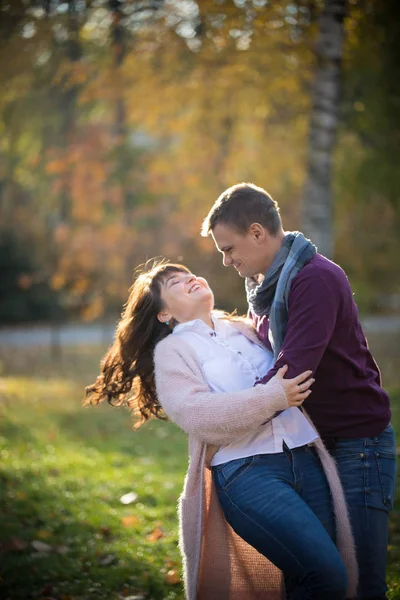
[85,262,190,427]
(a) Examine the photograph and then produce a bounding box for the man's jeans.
[212,444,348,600]
[332,423,397,600]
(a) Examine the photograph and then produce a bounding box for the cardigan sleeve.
[154,340,288,446]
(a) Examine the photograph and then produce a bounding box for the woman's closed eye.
[166,276,180,288]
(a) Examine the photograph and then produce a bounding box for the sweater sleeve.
[154,340,288,445]
[256,268,340,384]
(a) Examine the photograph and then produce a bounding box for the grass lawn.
[0,345,399,599]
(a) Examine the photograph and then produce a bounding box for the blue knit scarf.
[246,231,316,359]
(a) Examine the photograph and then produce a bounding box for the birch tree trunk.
[301,0,347,258]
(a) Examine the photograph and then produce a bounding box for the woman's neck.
[181,312,214,330]
[202,314,214,330]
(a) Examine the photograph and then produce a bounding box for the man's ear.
[157,311,171,324]
[249,223,266,241]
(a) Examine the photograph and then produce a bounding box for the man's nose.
[222,254,232,267]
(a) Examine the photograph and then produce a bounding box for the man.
[201,182,396,600]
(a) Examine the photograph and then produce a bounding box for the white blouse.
[172,313,318,466]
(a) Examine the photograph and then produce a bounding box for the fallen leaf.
[120,491,138,505]
[165,569,180,585]
[31,540,52,553]
[37,530,51,539]
[165,558,179,569]
[98,553,116,566]
[100,525,113,539]
[0,537,28,552]
[146,527,164,542]
[121,515,140,528]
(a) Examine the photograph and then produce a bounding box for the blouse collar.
[172,311,224,336]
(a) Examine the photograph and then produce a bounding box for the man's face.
[211,223,268,278]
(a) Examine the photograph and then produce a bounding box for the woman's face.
[157,271,214,325]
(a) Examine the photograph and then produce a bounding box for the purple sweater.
[254,253,391,440]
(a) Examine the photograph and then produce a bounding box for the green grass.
[0,345,399,599]
[0,346,187,600]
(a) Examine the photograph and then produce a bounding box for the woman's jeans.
[212,443,348,600]
[331,423,397,600]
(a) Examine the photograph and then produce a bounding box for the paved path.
[0,316,399,347]
[0,323,116,347]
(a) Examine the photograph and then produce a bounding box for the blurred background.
[1,0,399,315]
[1,0,399,381]
[0,2,400,598]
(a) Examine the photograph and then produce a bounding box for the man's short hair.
[201,182,282,237]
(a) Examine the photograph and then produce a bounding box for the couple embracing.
[87,183,396,600]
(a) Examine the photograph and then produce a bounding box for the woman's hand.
[276,365,314,407]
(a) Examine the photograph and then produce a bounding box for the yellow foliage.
[8,1,387,316]
[81,296,104,322]
[51,274,66,291]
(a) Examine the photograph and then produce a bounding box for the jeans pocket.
[332,449,362,460]
[215,456,255,492]
[373,450,396,512]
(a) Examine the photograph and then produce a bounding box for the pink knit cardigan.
[154,320,358,599]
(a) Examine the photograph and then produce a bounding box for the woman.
[86,262,357,600]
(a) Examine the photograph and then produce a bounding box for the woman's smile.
[188,282,202,293]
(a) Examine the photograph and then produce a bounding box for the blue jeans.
[331,423,397,600]
[212,444,348,600]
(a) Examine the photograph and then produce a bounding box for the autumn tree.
[0,0,398,321]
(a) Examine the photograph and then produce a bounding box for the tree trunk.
[109,0,130,221]
[60,0,83,221]
[301,0,347,258]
